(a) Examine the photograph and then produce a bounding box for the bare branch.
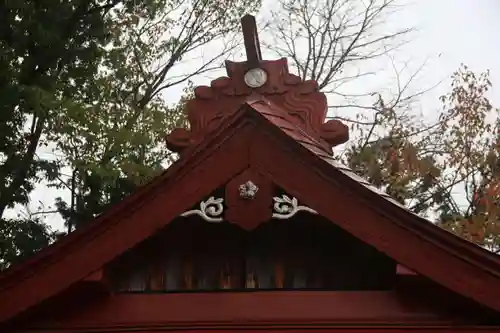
[267,0,412,93]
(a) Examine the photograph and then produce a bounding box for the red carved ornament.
[165,58,348,155]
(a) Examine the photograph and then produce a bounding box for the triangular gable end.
[2,14,500,333]
[5,103,500,331]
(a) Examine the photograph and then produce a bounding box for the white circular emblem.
[244,68,268,88]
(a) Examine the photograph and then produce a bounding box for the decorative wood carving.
[165,16,348,155]
[180,196,224,222]
[239,180,259,199]
[225,169,273,230]
[178,191,318,225]
[272,194,318,219]
[166,58,348,154]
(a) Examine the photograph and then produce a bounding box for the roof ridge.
[166,57,348,154]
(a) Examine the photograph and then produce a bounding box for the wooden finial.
[241,14,262,67]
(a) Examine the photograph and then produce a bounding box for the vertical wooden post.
[241,14,262,68]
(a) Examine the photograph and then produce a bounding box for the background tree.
[0,0,261,266]
[267,0,414,103]
[427,66,500,251]
[265,0,434,207]
[0,0,132,269]
[265,0,500,250]
[345,65,500,252]
[3,0,499,269]
[0,0,123,218]
[48,0,261,232]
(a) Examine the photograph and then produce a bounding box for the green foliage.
[48,0,261,231]
[0,0,123,215]
[0,0,262,269]
[0,0,133,266]
[0,218,57,270]
[0,0,261,262]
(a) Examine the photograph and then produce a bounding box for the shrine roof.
[1,87,500,325]
[1,14,500,327]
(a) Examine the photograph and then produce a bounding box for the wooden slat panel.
[149,261,164,291]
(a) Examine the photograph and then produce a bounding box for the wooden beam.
[241,14,262,67]
[22,291,469,330]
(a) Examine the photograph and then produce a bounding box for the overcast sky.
[400,0,500,104]
[5,0,500,231]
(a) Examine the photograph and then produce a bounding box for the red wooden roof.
[1,56,500,326]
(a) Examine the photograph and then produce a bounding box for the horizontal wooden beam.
[16,328,500,333]
[24,291,471,330]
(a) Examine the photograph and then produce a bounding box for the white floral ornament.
[272,195,318,219]
[239,180,259,199]
[180,196,224,222]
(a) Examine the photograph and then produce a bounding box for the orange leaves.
[350,65,500,249]
[429,65,500,249]
[458,179,500,247]
[345,64,500,250]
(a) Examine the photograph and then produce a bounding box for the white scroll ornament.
[180,196,224,222]
[180,194,317,221]
[272,195,318,219]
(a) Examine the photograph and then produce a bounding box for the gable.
[12,186,500,330]
[1,103,500,329]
